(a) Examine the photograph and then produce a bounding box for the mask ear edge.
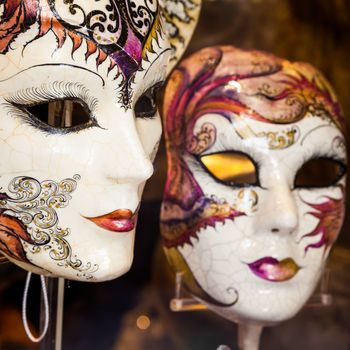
[159,0,202,76]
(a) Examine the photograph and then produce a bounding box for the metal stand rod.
[40,278,65,350]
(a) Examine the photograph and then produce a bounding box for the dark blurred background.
[1,0,350,349]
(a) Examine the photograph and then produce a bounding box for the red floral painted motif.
[302,186,345,254]
[161,196,244,248]
[275,68,345,132]
[0,212,35,263]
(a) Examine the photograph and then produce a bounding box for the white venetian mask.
[0,0,200,281]
[161,46,347,324]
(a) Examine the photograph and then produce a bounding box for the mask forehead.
[164,46,346,144]
[162,46,347,211]
[0,0,166,106]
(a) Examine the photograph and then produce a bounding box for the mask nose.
[107,146,154,184]
[132,156,154,182]
[105,119,155,184]
[255,180,298,236]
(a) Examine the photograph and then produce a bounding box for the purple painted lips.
[248,257,301,282]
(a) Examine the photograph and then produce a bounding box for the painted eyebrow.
[0,63,106,87]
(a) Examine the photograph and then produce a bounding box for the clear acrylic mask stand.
[37,101,72,349]
[170,269,333,350]
[40,278,65,350]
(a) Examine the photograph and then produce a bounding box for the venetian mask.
[161,46,347,324]
[0,0,200,281]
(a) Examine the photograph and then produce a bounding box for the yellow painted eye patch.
[200,152,257,185]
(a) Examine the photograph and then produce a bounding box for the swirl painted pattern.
[0,0,163,106]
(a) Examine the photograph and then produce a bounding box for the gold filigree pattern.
[234,115,300,150]
[332,136,346,156]
[237,188,258,212]
[159,0,201,72]
[257,127,299,150]
[0,175,98,279]
[189,122,216,154]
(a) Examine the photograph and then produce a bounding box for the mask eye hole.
[25,99,93,129]
[200,152,258,187]
[294,158,346,188]
[135,82,163,119]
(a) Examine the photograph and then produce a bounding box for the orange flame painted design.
[0,0,162,106]
[0,213,35,263]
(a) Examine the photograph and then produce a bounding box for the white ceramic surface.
[0,0,200,281]
[161,46,347,324]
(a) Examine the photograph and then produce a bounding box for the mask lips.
[84,208,138,233]
[247,257,301,282]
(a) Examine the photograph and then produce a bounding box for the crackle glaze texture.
[160,46,347,324]
[0,0,200,281]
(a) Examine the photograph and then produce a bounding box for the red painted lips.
[85,209,137,233]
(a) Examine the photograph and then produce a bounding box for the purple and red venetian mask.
[161,46,347,324]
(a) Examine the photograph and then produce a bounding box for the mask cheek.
[0,140,32,175]
[295,186,345,256]
[234,188,259,214]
